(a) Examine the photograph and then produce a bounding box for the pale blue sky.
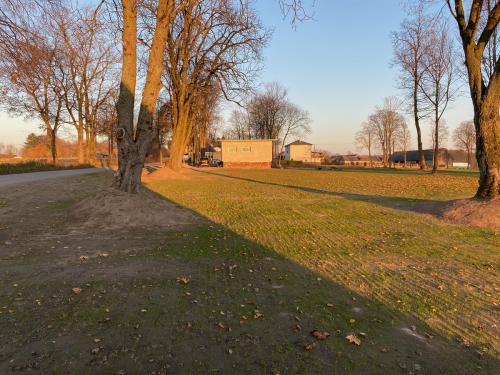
[1,0,473,153]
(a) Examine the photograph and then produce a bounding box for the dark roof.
[358,155,382,162]
[390,148,454,162]
[285,140,312,147]
[341,155,360,162]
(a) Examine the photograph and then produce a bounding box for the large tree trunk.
[45,123,52,164]
[51,128,58,165]
[77,125,84,164]
[463,45,500,197]
[113,0,172,194]
[167,112,190,171]
[475,105,500,197]
[414,81,426,169]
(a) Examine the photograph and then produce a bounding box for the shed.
[219,139,275,168]
[284,140,312,162]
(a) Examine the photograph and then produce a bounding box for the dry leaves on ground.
[346,334,361,345]
[72,288,82,295]
[311,330,330,340]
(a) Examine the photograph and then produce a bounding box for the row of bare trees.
[225,82,312,159]
[355,96,412,168]
[390,11,461,173]
[0,0,120,165]
[400,0,500,197]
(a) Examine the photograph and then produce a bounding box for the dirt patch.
[412,196,500,228]
[142,165,191,181]
[67,187,198,229]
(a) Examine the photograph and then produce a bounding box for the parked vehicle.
[198,157,210,167]
[211,158,223,167]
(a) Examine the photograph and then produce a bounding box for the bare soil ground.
[0,169,498,374]
[412,196,500,228]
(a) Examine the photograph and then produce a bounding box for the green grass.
[0,161,95,175]
[144,168,499,360]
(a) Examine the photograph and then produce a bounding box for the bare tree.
[395,121,413,167]
[419,19,460,174]
[428,119,450,150]
[369,96,405,167]
[227,109,248,140]
[0,17,66,164]
[111,0,312,193]
[407,0,500,196]
[277,102,312,162]
[391,12,434,169]
[354,122,377,167]
[453,119,476,168]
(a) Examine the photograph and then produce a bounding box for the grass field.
[0,167,499,374]
[0,161,95,175]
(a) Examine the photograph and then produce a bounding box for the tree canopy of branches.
[453,119,476,168]
[226,81,312,160]
[407,0,500,196]
[395,121,413,166]
[369,96,405,167]
[391,12,434,169]
[354,122,377,167]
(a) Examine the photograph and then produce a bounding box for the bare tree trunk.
[113,0,173,194]
[432,108,439,174]
[45,122,52,163]
[414,83,426,169]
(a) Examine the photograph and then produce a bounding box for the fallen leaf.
[72,288,83,295]
[311,330,330,340]
[305,344,313,350]
[326,303,333,307]
[381,348,387,353]
[346,334,361,345]
[254,313,264,319]
[228,349,233,354]
[98,317,110,323]
[92,348,99,354]
[292,324,301,330]
[79,256,89,260]
[100,254,109,258]
[218,323,225,329]
[242,316,247,320]
[438,285,444,290]
[94,339,101,343]
[105,308,110,313]
[349,319,355,323]
[134,324,140,329]
[179,278,189,284]
[247,301,255,305]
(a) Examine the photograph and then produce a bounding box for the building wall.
[285,144,312,162]
[220,140,273,168]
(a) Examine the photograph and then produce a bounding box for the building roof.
[285,140,312,147]
[218,139,276,142]
[391,148,454,162]
[341,155,360,162]
[358,155,382,162]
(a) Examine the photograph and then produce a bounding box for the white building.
[284,140,312,162]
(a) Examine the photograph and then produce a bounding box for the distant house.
[333,154,360,166]
[391,148,454,168]
[95,153,109,160]
[219,139,274,168]
[284,140,313,162]
[358,155,383,167]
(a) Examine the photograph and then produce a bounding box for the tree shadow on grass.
[188,167,458,212]
[0,180,497,375]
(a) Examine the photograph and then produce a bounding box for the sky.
[0,0,474,154]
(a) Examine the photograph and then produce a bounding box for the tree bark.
[113,0,173,193]
[414,82,426,169]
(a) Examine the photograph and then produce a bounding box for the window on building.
[242,147,251,153]
[228,147,237,153]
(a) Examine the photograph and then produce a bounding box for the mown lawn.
[144,167,499,367]
[0,167,499,374]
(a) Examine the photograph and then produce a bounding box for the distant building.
[95,153,109,161]
[358,155,383,167]
[284,140,312,162]
[391,148,454,168]
[219,139,274,168]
